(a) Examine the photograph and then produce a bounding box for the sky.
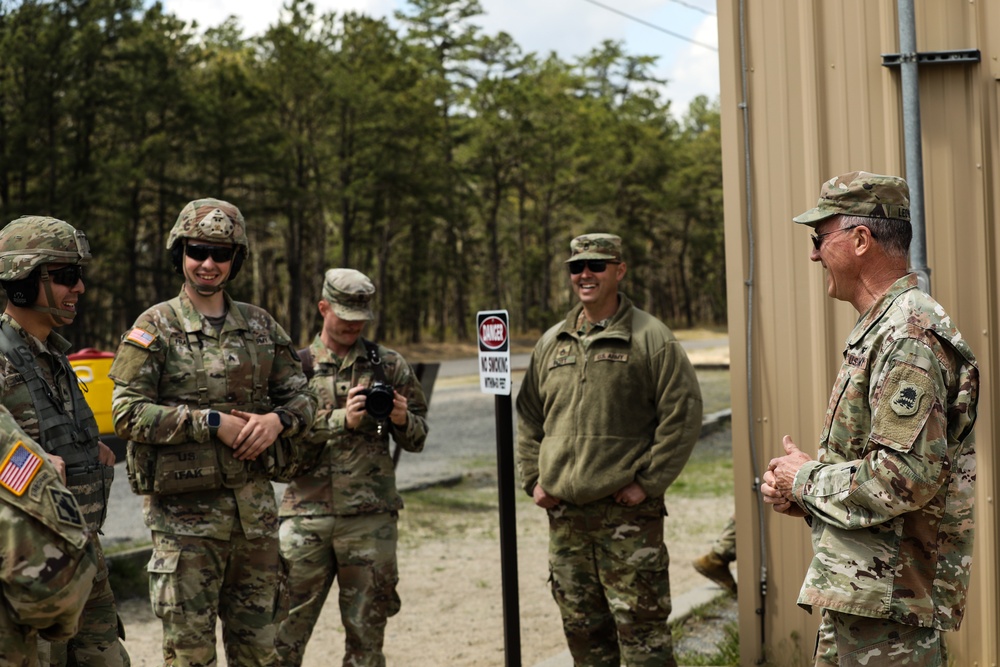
[159,0,720,118]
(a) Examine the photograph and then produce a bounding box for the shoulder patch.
[0,441,43,496]
[48,487,84,527]
[871,360,936,452]
[126,327,157,348]
[890,381,923,417]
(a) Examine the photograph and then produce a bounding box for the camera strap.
[362,338,390,435]
[362,338,387,383]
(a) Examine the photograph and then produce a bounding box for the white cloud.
[665,15,719,118]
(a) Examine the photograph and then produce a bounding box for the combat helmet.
[167,198,249,288]
[0,216,90,320]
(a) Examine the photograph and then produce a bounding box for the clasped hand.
[220,409,284,461]
[761,435,811,518]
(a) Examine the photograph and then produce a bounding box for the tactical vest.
[127,297,279,495]
[0,322,111,529]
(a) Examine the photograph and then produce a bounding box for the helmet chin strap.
[31,267,76,325]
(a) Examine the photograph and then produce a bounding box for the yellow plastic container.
[68,349,116,436]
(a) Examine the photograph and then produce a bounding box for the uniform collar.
[846,273,917,347]
[0,312,70,354]
[176,287,247,335]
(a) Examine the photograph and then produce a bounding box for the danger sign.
[477,310,511,395]
[479,315,508,351]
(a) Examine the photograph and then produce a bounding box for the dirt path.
[116,491,732,666]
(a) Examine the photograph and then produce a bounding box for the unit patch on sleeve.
[49,487,84,527]
[890,381,923,417]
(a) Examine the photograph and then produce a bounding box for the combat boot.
[693,552,737,596]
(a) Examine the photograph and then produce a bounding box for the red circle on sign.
[479,316,508,350]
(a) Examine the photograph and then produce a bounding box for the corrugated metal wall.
[718,1,999,664]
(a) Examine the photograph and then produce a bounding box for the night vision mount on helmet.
[167,198,249,293]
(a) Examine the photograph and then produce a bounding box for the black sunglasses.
[48,264,84,287]
[568,259,619,275]
[810,225,875,251]
[185,244,235,263]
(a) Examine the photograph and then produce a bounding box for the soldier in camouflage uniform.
[762,172,979,666]
[692,515,737,596]
[275,268,428,667]
[516,233,703,667]
[108,198,317,666]
[0,215,129,666]
[0,405,98,667]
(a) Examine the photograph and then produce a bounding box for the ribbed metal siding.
[719,1,998,664]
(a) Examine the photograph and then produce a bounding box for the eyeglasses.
[568,259,619,275]
[810,225,863,251]
[185,244,235,263]
[48,264,84,287]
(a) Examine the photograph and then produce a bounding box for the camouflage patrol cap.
[793,171,910,226]
[322,268,375,321]
[0,216,91,281]
[166,198,249,250]
[565,233,623,263]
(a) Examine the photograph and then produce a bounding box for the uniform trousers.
[547,496,675,667]
[276,512,400,667]
[814,609,946,667]
[148,524,280,666]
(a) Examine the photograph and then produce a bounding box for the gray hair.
[839,215,911,259]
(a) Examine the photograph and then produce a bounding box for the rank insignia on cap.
[890,382,923,417]
[49,487,84,527]
[126,327,156,348]
[0,442,43,496]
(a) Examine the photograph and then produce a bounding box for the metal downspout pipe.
[898,0,931,293]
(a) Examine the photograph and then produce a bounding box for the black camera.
[360,382,395,421]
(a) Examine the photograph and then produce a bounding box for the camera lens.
[363,383,394,421]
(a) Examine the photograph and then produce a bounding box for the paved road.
[102,363,508,546]
[101,339,725,547]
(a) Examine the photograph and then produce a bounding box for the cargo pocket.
[373,567,401,619]
[147,549,182,621]
[632,549,672,623]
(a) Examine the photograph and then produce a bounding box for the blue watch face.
[208,411,221,429]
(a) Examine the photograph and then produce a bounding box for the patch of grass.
[404,480,498,514]
[667,419,736,500]
[672,595,740,666]
[107,546,152,601]
[399,478,501,543]
[697,368,731,416]
[675,622,739,666]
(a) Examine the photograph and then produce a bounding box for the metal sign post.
[477,309,521,667]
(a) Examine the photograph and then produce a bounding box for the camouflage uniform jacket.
[0,314,109,530]
[279,334,428,517]
[791,274,979,630]
[0,407,97,666]
[109,288,316,540]
[516,293,703,506]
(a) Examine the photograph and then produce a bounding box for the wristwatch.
[206,410,221,437]
[275,409,294,434]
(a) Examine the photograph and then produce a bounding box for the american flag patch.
[126,327,156,348]
[0,442,43,496]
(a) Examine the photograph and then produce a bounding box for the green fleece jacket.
[516,294,703,505]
